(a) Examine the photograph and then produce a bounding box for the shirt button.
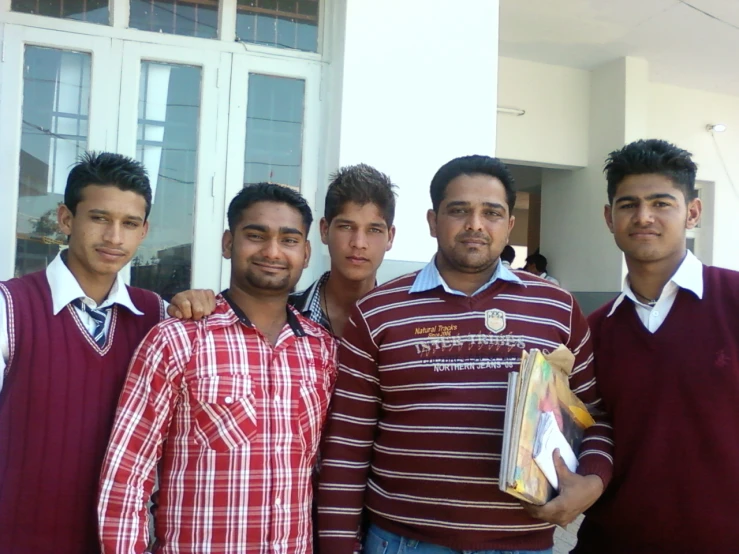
[275,497,281,505]
[224,396,233,404]
[274,395,281,403]
[276,446,282,453]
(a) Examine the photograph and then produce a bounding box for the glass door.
[0,24,115,280]
[221,53,321,291]
[116,41,230,299]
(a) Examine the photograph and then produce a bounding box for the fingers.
[166,303,184,319]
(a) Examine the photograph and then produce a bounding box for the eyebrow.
[615,193,678,204]
[445,201,507,211]
[333,218,388,229]
[241,223,304,237]
[88,209,144,223]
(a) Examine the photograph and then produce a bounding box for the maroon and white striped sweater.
[317,269,614,552]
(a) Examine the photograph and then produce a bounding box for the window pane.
[236,0,319,52]
[15,47,91,277]
[130,0,218,39]
[130,62,201,301]
[12,0,109,24]
[244,74,305,191]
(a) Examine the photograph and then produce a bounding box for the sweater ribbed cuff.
[577,454,613,490]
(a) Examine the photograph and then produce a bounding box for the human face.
[58,184,149,278]
[605,173,701,266]
[223,201,310,296]
[427,174,515,275]
[320,202,394,283]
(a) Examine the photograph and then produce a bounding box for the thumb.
[167,304,182,319]
[553,449,575,482]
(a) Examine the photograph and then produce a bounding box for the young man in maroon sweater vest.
[317,155,615,554]
[0,152,211,554]
[574,139,739,553]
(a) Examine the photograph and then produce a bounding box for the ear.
[222,230,233,259]
[427,209,437,238]
[319,217,329,245]
[604,204,615,234]
[686,197,702,230]
[507,213,516,235]
[57,204,74,236]
[386,225,396,252]
[303,240,312,269]
[141,220,150,241]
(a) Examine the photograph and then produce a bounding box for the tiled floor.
[553,515,582,554]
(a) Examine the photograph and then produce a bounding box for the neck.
[324,269,376,310]
[435,254,498,296]
[64,253,117,305]
[227,282,288,336]
[625,248,687,302]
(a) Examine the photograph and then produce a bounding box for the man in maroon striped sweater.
[317,155,614,553]
[574,139,739,553]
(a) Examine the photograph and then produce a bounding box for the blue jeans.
[363,524,554,554]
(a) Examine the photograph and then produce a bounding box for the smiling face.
[605,173,701,266]
[427,173,515,276]
[223,201,310,296]
[320,201,394,283]
[58,184,149,279]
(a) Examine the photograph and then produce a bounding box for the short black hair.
[501,245,516,264]
[325,164,397,226]
[65,151,152,220]
[228,183,313,234]
[604,139,698,204]
[430,155,516,212]
[526,253,548,273]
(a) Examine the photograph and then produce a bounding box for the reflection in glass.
[244,74,305,191]
[236,0,318,52]
[15,47,91,277]
[12,0,109,24]
[130,0,218,39]
[130,62,201,300]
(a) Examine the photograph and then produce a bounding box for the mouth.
[629,231,660,239]
[253,261,288,272]
[96,248,127,261]
[346,256,370,264]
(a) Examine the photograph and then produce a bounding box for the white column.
[324,0,500,271]
[540,57,649,295]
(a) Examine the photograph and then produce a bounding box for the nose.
[465,211,484,231]
[349,229,368,250]
[633,204,655,226]
[261,237,282,259]
[103,222,124,245]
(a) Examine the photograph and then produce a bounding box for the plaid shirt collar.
[288,272,331,332]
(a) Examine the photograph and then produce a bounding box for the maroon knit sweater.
[575,265,739,554]
[318,270,614,553]
[0,270,163,554]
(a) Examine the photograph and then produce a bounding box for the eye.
[124,221,140,228]
[92,215,107,222]
[246,233,263,241]
[448,208,466,215]
[339,225,352,231]
[369,228,383,234]
[484,210,503,218]
[283,238,299,245]
[619,203,637,210]
[654,201,670,208]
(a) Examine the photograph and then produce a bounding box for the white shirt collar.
[607,250,704,317]
[46,252,143,316]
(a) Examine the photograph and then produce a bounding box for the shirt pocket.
[295,376,331,463]
[191,374,257,452]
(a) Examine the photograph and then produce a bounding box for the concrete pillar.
[318,0,500,283]
[539,57,649,312]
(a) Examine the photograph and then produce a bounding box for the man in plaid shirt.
[98,183,338,554]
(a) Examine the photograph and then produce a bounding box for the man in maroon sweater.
[574,139,739,553]
[0,152,211,554]
[317,155,614,554]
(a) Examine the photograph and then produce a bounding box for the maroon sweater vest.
[575,265,739,553]
[0,270,162,554]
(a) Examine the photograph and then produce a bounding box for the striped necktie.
[71,298,112,347]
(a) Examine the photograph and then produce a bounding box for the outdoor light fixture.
[706,123,727,133]
[497,106,526,116]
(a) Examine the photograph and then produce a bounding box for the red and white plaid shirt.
[98,293,337,554]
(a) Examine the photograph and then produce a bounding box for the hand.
[167,289,216,320]
[522,449,604,527]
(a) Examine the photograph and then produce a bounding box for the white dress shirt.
[0,252,144,392]
[606,250,704,333]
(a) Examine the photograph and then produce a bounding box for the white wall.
[496,57,589,168]
[334,0,500,264]
[648,83,739,270]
